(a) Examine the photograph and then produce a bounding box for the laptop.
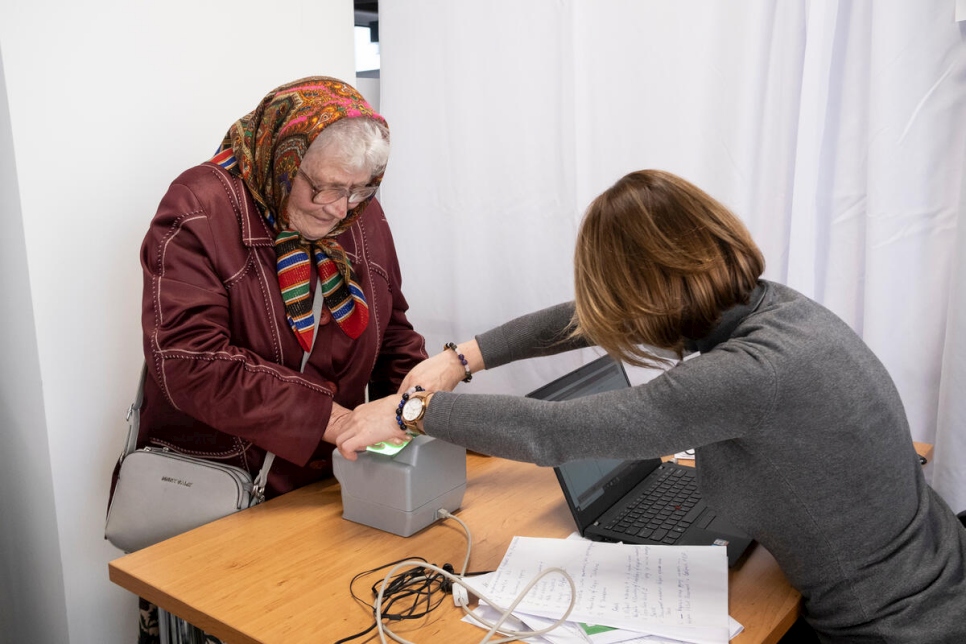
[527,355,753,567]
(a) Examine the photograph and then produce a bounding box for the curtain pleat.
[380,0,966,511]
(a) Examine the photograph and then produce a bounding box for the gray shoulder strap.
[121,363,148,459]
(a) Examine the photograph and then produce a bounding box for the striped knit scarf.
[274,231,369,350]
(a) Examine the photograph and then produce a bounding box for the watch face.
[402,397,423,422]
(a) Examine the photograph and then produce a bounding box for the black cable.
[334,557,454,644]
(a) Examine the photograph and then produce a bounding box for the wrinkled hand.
[322,403,353,445]
[335,395,410,461]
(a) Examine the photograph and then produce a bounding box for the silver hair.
[305,116,390,179]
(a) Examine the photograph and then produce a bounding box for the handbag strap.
[121,362,148,458]
[123,362,277,501]
[252,452,275,504]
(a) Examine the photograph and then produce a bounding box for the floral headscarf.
[211,77,387,347]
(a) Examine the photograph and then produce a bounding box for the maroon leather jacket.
[136,163,426,497]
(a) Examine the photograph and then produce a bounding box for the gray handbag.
[105,364,275,553]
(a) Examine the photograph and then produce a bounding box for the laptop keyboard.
[602,466,706,545]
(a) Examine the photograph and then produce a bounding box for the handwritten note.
[464,536,730,643]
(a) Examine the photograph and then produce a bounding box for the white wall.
[0,46,70,644]
[0,2,357,642]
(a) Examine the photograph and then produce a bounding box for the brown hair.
[573,170,764,367]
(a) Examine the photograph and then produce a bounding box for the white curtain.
[378,0,966,512]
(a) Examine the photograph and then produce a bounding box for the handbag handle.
[122,362,276,501]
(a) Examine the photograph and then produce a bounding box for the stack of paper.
[460,536,742,644]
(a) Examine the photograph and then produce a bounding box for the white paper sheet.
[461,537,730,644]
[462,603,745,644]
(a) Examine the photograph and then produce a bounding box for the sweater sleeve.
[475,301,589,368]
[424,339,777,466]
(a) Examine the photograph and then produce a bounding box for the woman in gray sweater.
[337,170,966,643]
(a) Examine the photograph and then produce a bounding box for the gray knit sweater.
[424,281,966,643]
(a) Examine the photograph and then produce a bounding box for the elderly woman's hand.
[335,395,410,461]
[398,340,484,394]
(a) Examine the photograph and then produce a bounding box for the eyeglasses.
[297,170,378,206]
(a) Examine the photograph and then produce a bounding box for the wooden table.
[109,452,813,644]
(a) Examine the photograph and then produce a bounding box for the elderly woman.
[130,77,425,643]
[338,170,966,643]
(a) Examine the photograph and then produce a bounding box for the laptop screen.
[525,354,630,403]
[526,356,639,512]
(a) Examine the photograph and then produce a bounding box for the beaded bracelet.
[444,342,473,383]
[396,385,425,432]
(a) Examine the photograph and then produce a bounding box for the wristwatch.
[401,390,432,434]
